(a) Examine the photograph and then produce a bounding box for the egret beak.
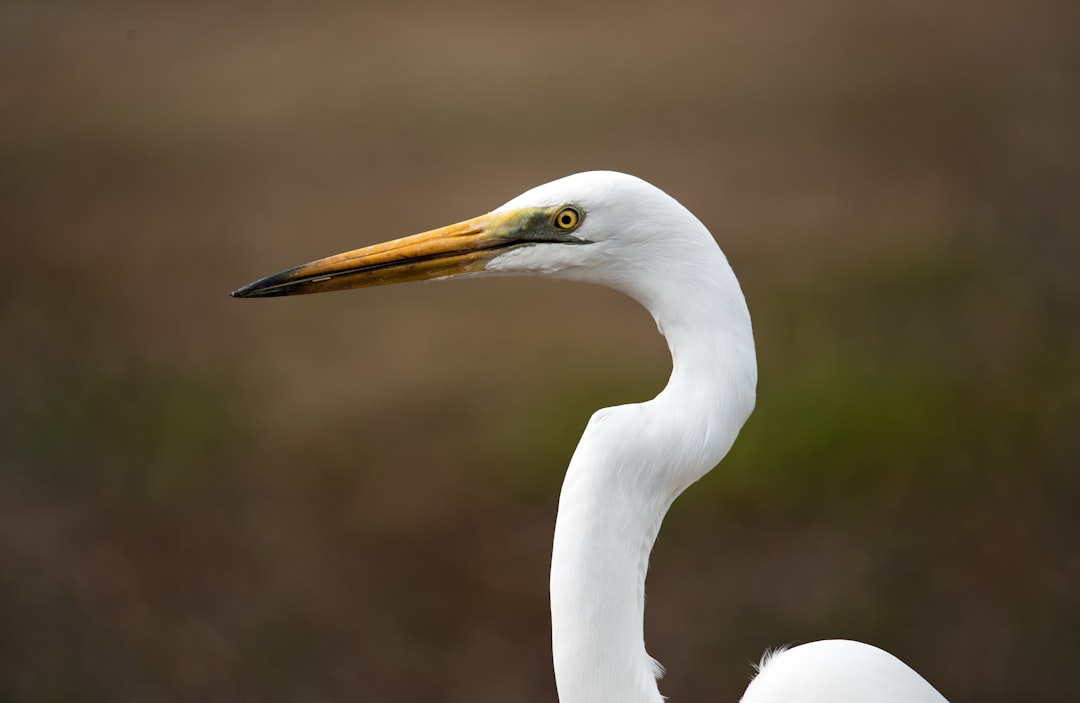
[231,207,582,298]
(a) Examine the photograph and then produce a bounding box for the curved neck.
[550,246,756,703]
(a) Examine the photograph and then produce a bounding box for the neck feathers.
[551,236,756,703]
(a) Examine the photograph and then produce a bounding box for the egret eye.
[553,206,582,231]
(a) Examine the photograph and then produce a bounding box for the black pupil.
[560,213,572,226]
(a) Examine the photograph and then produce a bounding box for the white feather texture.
[487,172,946,703]
[241,171,949,703]
[491,173,756,703]
[741,640,948,703]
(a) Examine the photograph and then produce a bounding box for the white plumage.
[742,640,947,703]
[235,171,948,703]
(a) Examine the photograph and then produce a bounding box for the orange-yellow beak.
[231,206,582,298]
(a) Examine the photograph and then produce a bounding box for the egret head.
[230,171,720,301]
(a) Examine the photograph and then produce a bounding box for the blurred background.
[2,0,1078,701]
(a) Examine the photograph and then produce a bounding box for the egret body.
[234,171,948,703]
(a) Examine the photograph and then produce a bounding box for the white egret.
[233,171,948,703]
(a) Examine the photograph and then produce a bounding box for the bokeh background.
[2,1,1078,701]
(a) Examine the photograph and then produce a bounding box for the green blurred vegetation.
[1,1,1078,702]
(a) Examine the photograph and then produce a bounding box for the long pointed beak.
[231,207,582,298]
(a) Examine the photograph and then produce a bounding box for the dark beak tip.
[231,274,286,299]
[230,264,310,299]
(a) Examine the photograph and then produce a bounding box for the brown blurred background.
[2,1,1078,701]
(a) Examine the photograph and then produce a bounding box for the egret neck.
[230,171,764,702]
[549,241,757,703]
